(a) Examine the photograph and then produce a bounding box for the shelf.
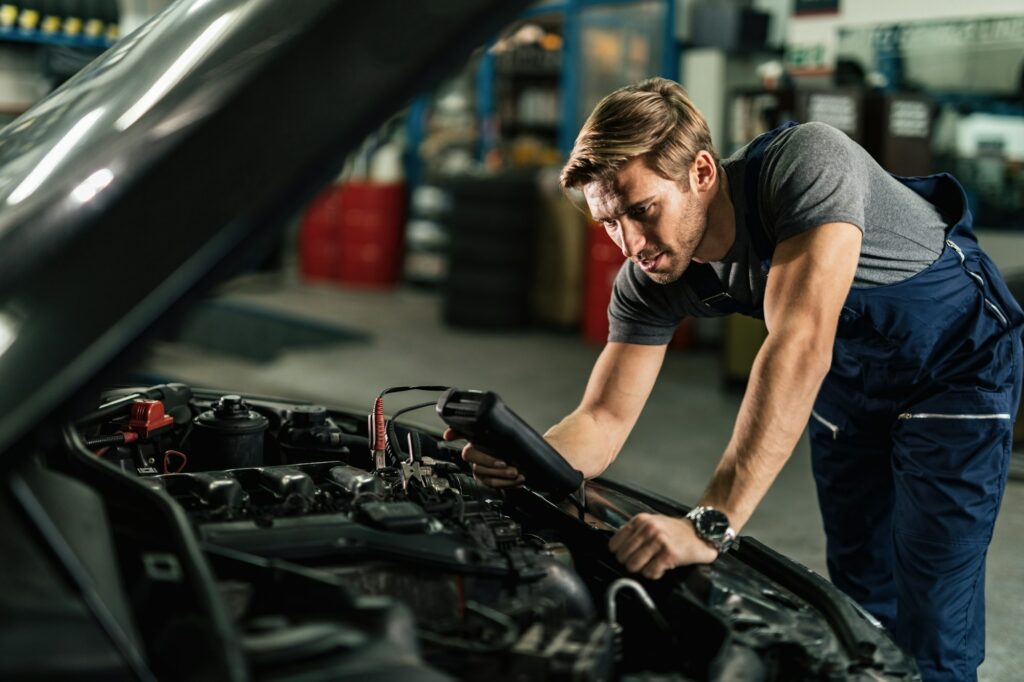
[0,26,114,50]
[494,48,561,77]
[496,67,561,80]
[501,121,560,137]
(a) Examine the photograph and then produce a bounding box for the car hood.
[0,0,528,457]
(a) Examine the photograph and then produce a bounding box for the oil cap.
[194,395,269,434]
[192,395,269,470]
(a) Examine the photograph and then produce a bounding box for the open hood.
[0,0,528,456]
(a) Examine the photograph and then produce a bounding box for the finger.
[461,445,506,469]
[471,464,519,479]
[613,525,654,564]
[477,475,526,489]
[442,428,464,442]
[623,538,663,574]
[641,548,674,580]
[608,526,634,554]
[608,513,648,553]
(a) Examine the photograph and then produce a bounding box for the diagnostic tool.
[436,388,584,499]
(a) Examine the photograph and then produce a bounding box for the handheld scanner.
[436,388,584,499]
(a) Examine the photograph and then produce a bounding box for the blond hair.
[560,77,716,192]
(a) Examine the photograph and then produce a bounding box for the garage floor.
[143,273,1024,682]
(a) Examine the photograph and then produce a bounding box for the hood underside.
[0,0,529,457]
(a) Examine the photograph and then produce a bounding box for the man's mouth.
[638,253,663,272]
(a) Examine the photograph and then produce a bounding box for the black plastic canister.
[192,395,269,470]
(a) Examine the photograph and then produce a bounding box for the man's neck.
[693,167,736,263]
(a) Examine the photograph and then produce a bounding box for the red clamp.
[124,399,174,438]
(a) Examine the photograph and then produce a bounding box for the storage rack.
[0,2,118,49]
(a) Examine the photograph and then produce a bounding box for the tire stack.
[441,175,538,329]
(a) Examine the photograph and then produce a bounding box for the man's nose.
[619,219,646,259]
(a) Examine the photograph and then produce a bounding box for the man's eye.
[629,205,648,218]
[602,219,618,230]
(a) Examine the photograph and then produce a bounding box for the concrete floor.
[144,275,1024,681]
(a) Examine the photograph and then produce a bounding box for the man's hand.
[442,428,525,488]
[608,513,718,579]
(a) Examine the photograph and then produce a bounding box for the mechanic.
[452,77,1023,681]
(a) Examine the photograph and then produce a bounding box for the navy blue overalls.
[685,122,1024,681]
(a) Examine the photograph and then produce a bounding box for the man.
[454,77,1022,681]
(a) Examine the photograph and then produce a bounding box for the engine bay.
[52,382,918,681]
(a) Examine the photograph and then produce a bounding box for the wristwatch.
[685,506,737,554]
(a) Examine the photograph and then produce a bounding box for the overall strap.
[684,121,797,315]
[743,121,796,262]
[684,262,745,314]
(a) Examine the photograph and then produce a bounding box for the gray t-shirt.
[608,121,948,344]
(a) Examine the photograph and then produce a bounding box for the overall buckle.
[702,292,732,307]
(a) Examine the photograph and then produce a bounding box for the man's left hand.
[608,513,719,579]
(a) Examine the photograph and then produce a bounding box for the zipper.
[947,239,1008,325]
[947,239,985,286]
[985,298,1009,326]
[946,239,965,263]
[810,410,839,440]
[898,412,1010,421]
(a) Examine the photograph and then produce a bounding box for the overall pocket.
[810,410,840,440]
[947,239,1015,330]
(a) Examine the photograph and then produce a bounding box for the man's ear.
[691,150,717,193]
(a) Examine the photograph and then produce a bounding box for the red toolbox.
[336,181,407,287]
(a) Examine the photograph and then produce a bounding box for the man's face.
[582,157,708,285]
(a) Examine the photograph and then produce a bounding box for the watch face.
[695,509,730,539]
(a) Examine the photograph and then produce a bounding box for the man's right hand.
[442,428,526,488]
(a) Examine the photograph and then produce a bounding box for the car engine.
[58,382,919,681]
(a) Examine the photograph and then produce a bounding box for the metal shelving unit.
[0,26,114,49]
[476,0,680,162]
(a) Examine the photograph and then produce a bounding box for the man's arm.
[610,222,861,578]
[700,221,861,528]
[545,341,667,478]
[451,341,667,485]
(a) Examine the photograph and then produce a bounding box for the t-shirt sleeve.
[607,260,697,345]
[761,122,867,244]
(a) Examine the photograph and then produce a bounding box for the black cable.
[378,385,449,399]
[390,400,442,421]
[74,392,145,428]
[386,400,440,463]
[9,473,156,682]
[374,387,448,464]
[83,433,131,449]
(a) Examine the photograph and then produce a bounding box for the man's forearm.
[540,342,664,480]
[544,407,627,479]
[700,332,832,530]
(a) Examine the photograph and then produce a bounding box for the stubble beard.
[642,198,708,285]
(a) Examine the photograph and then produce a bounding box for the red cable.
[163,450,188,474]
[373,397,386,452]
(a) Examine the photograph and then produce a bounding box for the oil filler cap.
[195,395,269,434]
[192,395,269,469]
